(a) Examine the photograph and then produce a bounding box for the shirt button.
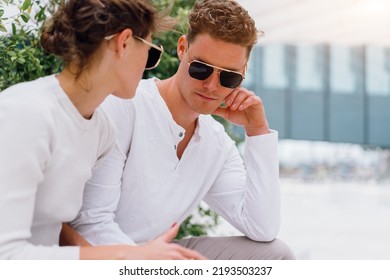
[174,145,177,150]
[179,132,183,137]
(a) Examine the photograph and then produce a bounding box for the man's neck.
[156,77,198,159]
[156,77,198,132]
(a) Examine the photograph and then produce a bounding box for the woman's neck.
[56,67,110,119]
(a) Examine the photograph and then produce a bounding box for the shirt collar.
[147,78,206,142]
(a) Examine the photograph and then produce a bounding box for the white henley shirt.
[71,78,281,245]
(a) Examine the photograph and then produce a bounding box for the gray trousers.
[174,236,295,260]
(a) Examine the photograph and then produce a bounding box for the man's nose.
[202,71,220,90]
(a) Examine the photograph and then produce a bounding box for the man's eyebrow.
[191,56,243,72]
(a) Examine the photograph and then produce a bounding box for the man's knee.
[250,238,296,260]
[266,238,295,259]
[174,236,295,260]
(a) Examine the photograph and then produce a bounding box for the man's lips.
[195,92,218,101]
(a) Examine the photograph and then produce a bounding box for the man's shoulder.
[135,78,158,98]
[198,115,234,145]
[199,115,225,131]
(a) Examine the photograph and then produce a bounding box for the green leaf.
[0,22,6,33]
[16,57,26,64]
[20,12,30,23]
[21,0,32,11]
[35,7,46,22]
[12,23,16,35]
[0,9,5,18]
[7,51,17,57]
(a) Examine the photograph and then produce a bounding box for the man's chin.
[191,104,217,115]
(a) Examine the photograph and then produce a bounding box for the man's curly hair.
[187,0,262,56]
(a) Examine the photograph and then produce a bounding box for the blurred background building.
[240,0,390,168]
[237,0,390,182]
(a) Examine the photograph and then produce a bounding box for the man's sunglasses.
[187,60,245,89]
[105,34,163,70]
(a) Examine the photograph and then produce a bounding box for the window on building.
[242,47,257,88]
[330,46,356,94]
[295,45,324,92]
[262,44,289,89]
[366,46,390,96]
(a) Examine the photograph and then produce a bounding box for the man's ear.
[177,35,188,61]
[243,62,248,77]
[116,28,133,58]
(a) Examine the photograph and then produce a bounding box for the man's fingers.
[238,95,261,111]
[212,106,228,118]
[228,91,248,110]
[224,88,240,106]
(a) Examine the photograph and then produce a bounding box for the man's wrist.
[245,126,270,136]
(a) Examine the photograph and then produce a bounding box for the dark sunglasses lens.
[145,47,162,70]
[189,61,214,80]
[220,71,243,88]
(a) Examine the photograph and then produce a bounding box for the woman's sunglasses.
[105,34,163,70]
[187,60,245,89]
[133,36,163,70]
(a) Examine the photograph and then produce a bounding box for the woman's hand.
[129,224,206,260]
[79,224,206,260]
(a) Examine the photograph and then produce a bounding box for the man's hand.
[213,87,270,136]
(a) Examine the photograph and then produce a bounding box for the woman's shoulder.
[0,75,59,119]
[1,75,55,95]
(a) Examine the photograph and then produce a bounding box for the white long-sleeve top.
[0,75,116,259]
[71,78,281,245]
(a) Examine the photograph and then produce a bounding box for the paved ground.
[213,178,390,260]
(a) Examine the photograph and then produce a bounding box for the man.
[70,0,295,259]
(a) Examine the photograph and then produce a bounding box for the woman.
[0,0,203,260]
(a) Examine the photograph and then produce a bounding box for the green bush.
[0,0,62,91]
[0,31,62,91]
[146,0,195,80]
